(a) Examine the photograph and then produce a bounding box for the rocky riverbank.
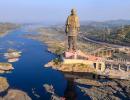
[0,76,31,100]
[25,27,102,54]
[0,23,20,37]
[76,78,130,100]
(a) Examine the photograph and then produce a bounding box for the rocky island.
[0,77,9,92]
[0,63,14,73]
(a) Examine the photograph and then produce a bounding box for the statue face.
[71,9,76,15]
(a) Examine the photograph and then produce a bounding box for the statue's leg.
[68,36,73,51]
[72,36,77,51]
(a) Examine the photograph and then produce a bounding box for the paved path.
[81,36,130,48]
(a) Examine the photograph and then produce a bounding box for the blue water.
[0,27,90,100]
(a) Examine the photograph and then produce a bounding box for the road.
[82,36,130,49]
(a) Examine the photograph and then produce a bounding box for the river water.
[0,27,89,100]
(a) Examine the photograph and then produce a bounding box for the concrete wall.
[63,59,93,65]
[62,59,106,72]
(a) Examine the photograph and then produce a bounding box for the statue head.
[71,9,77,15]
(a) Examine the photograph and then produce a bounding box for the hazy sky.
[0,0,130,23]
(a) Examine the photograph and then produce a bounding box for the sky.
[0,0,130,23]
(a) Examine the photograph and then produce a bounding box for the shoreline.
[0,30,11,37]
[0,23,21,37]
[24,28,66,54]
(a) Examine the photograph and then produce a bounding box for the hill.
[0,23,20,36]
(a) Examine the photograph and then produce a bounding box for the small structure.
[62,50,106,72]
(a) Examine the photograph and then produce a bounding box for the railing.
[106,58,130,64]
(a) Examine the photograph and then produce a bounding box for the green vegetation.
[53,58,61,65]
[54,47,64,55]
[83,24,130,46]
[124,32,130,42]
[78,63,87,67]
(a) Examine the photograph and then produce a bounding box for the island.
[0,63,14,73]
[0,77,9,92]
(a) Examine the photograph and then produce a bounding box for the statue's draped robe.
[65,15,80,51]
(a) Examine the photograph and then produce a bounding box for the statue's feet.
[68,49,72,52]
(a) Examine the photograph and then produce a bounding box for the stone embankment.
[45,59,96,73]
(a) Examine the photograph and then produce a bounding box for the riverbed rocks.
[0,77,9,92]
[0,77,31,100]
[3,89,32,100]
[43,84,55,94]
[113,79,130,99]
[78,85,120,100]
[75,78,102,87]
[77,78,130,100]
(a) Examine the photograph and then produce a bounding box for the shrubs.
[53,58,61,65]
[54,47,64,55]
[124,32,130,43]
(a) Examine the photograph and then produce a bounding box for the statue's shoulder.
[68,15,79,19]
[75,15,79,19]
[67,15,71,19]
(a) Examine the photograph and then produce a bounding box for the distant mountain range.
[80,19,130,28]
[20,19,130,28]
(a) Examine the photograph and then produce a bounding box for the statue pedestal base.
[64,50,78,59]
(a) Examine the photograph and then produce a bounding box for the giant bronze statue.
[65,9,80,52]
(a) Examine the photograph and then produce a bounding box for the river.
[0,27,88,100]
